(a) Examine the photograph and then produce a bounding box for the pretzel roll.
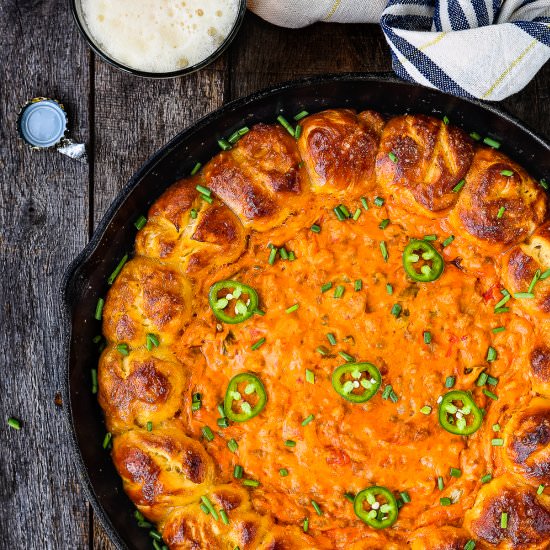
[449,148,546,254]
[503,398,550,488]
[98,347,185,433]
[135,177,247,274]
[112,426,214,521]
[531,342,550,396]
[500,222,550,318]
[375,114,474,216]
[464,477,550,549]
[409,526,472,550]
[297,108,384,195]
[202,123,309,231]
[102,257,192,347]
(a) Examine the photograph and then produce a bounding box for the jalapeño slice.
[224,373,267,422]
[209,280,259,324]
[402,240,444,283]
[438,390,483,436]
[354,486,399,529]
[332,362,381,403]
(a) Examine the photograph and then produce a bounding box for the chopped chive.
[91,369,98,394]
[302,414,315,426]
[494,307,509,314]
[492,423,500,432]
[420,406,432,415]
[541,269,550,280]
[423,331,432,344]
[294,125,302,139]
[7,417,21,430]
[352,208,362,221]
[279,248,289,260]
[196,184,212,197]
[450,467,462,478]
[334,285,345,299]
[242,478,260,487]
[201,496,219,520]
[500,512,508,529]
[146,333,160,351]
[286,303,299,314]
[107,254,128,285]
[361,197,369,210]
[528,270,541,293]
[483,389,498,400]
[487,375,499,386]
[374,196,385,207]
[492,326,505,334]
[483,137,501,149]
[423,234,437,241]
[437,476,444,490]
[310,224,321,233]
[220,509,230,525]
[305,369,315,384]
[150,530,162,541]
[284,439,296,447]
[440,497,452,506]
[333,205,346,221]
[294,110,309,121]
[452,179,466,192]
[321,282,333,293]
[344,492,355,503]
[442,235,455,247]
[238,126,250,135]
[279,468,289,477]
[339,204,351,218]
[491,438,504,446]
[481,473,492,484]
[233,465,243,479]
[494,294,511,309]
[288,251,296,261]
[217,417,229,428]
[316,345,329,356]
[538,484,545,495]
[134,215,147,230]
[116,343,129,356]
[190,208,198,219]
[191,401,201,412]
[339,351,355,362]
[470,132,481,141]
[268,247,278,265]
[497,206,506,219]
[476,372,489,386]
[146,421,153,432]
[251,337,266,351]
[311,500,322,515]
[382,385,393,400]
[540,178,549,190]
[227,438,238,453]
[353,279,362,292]
[380,241,389,262]
[217,403,226,418]
[95,298,105,320]
[379,218,390,230]
[190,162,202,175]
[500,169,514,177]
[390,303,402,318]
[445,376,456,388]
[102,432,112,449]
[327,333,337,346]
[218,139,232,151]
[400,491,411,504]
[92,334,102,344]
[202,426,214,442]
[200,193,213,204]
[464,540,476,550]
[277,115,295,137]
[388,152,398,163]
[486,347,497,362]
[513,292,534,299]
[303,517,309,533]
[386,283,393,295]
[228,131,241,144]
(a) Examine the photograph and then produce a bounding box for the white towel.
[247,0,550,101]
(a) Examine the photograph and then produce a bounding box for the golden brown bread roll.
[98,347,186,433]
[409,525,473,549]
[102,257,192,347]
[500,221,550,318]
[463,476,550,549]
[135,176,247,275]
[531,341,550,396]
[503,398,550,488]
[202,123,309,231]
[449,147,546,254]
[297,108,384,196]
[112,425,214,521]
[376,114,474,216]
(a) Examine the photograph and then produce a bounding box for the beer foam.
[80,0,240,73]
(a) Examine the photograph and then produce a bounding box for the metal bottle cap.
[17,97,87,163]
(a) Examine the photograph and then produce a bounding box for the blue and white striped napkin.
[247,0,550,101]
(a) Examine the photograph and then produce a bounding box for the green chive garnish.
[333,205,346,221]
[294,110,309,121]
[483,389,498,400]
[339,351,355,362]
[302,414,315,426]
[279,248,289,260]
[481,473,492,484]
[380,241,389,261]
[190,162,202,176]
[492,326,505,333]
[91,369,98,394]
[540,179,549,190]
[464,540,476,550]
[492,423,500,432]
[420,406,432,415]
[251,337,266,351]
[134,215,147,230]
[470,132,481,141]
[196,184,212,197]
[102,432,112,449]
[483,137,501,149]
[513,292,534,299]
[353,208,362,221]
[354,279,362,291]
[445,376,456,388]
[400,491,411,503]
[452,179,466,193]
[202,426,214,442]
[440,497,452,506]
[311,500,322,515]
[374,196,385,207]
[145,333,159,351]
[310,224,321,233]
[361,197,369,210]
[476,372,489,386]
[146,421,152,432]
[386,283,393,295]
[284,439,296,447]
[537,484,545,495]
[286,303,299,314]
[95,298,105,321]
[486,346,497,362]
[494,294,510,310]
[277,115,295,137]
[497,206,505,219]
[279,468,289,477]
[541,269,550,280]
[220,509,230,525]
[450,467,462,478]
[437,476,444,490]
[7,417,21,430]
[500,512,508,529]
[423,331,432,344]
[217,417,229,428]
[218,139,232,151]
[500,170,514,177]
[233,465,243,479]
[423,234,437,241]
[321,282,333,293]
[116,343,129,356]
[316,346,329,356]
[305,369,315,384]
[227,438,238,452]
[190,208,198,219]
[334,285,345,299]
[442,235,455,247]
[294,125,302,139]
[268,247,277,265]
[528,270,541,293]
[379,218,390,230]
[391,303,402,318]
[491,438,504,446]
[201,496,219,520]
[327,333,337,346]
[388,152,398,163]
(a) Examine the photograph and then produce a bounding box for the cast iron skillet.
[61,73,550,549]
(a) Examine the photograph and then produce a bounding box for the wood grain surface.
[0,5,549,549]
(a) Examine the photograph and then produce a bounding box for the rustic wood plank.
[91,48,229,550]
[0,0,91,548]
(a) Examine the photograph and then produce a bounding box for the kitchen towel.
[247,0,550,101]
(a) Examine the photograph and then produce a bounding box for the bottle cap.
[17,97,87,163]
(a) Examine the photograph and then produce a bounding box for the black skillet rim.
[60,72,550,549]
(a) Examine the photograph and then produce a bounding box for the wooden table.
[1,4,549,548]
